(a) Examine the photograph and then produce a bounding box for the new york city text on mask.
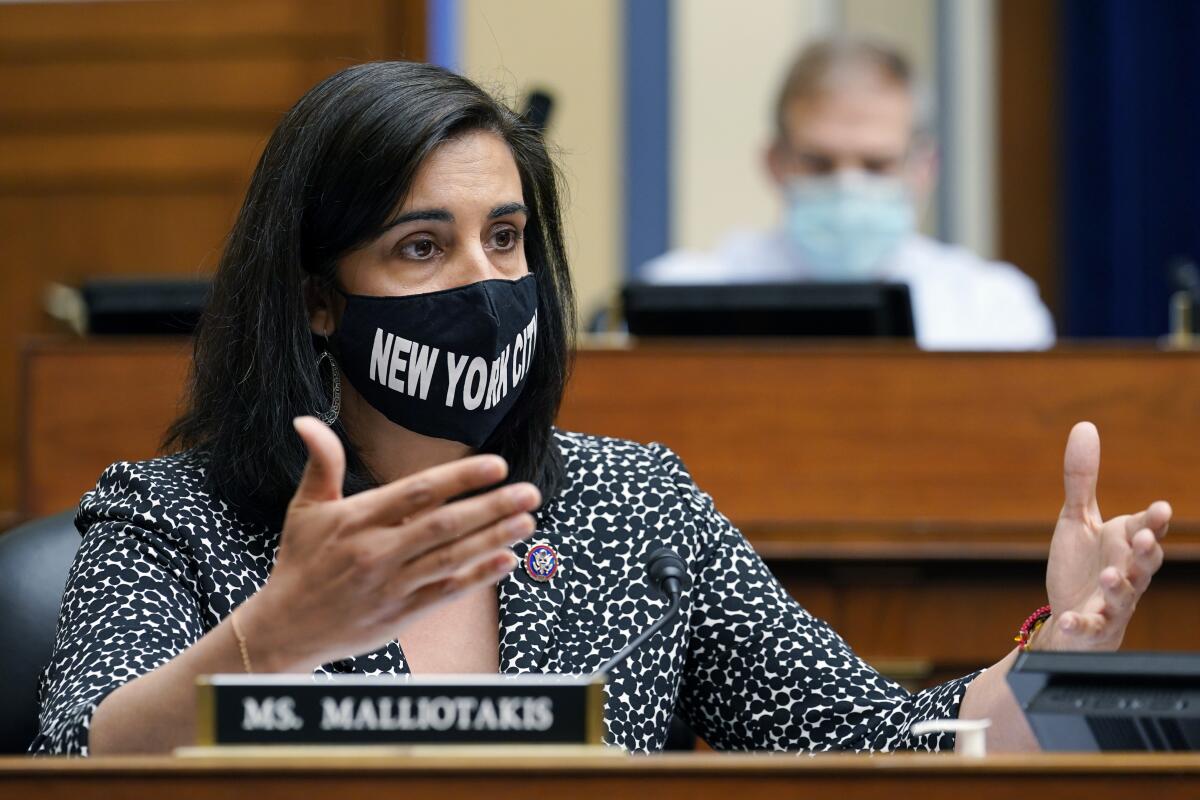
[367,312,537,410]
[333,275,539,447]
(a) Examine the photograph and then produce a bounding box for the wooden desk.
[18,338,1200,679]
[2,752,1199,800]
[559,340,1200,529]
[23,337,1200,527]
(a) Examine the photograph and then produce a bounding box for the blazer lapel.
[498,518,573,674]
[325,640,406,675]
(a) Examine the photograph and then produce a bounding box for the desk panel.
[558,342,1200,527]
[3,753,1199,800]
[24,339,1200,532]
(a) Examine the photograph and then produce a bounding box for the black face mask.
[332,274,538,447]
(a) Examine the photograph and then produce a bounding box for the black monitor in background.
[621,282,915,338]
[1007,651,1200,751]
[81,278,210,335]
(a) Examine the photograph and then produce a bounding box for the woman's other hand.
[237,415,539,671]
[1040,422,1171,651]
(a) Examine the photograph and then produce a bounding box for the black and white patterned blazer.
[32,431,977,755]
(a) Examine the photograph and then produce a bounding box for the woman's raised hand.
[237,416,539,672]
[1041,422,1171,651]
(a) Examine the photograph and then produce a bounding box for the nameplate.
[196,674,606,746]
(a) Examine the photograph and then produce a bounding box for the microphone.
[521,89,555,133]
[596,548,691,677]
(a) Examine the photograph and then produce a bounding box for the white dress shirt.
[639,230,1056,351]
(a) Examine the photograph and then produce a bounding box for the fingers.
[393,508,536,590]
[1123,501,1172,541]
[1123,527,1165,592]
[1054,571,1134,643]
[1147,500,1172,540]
[345,482,539,597]
[379,482,541,565]
[1098,565,1137,618]
[1056,526,1164,648]
[292,416,346,505]
[344,454,511,527]
[1117,502,1170,592]
[1055,609,1104,638]
[1061,421,1101,522]
[1055,568,1136,643]
[393,551,519,620]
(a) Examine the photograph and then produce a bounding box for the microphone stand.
[595,583,684,677]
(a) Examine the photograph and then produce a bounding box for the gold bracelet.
[230,608,254,674]
[1025,618,1048,651]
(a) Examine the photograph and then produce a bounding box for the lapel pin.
[524,542,559,582]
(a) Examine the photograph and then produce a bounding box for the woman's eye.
[397,238,441,260]
[489,227,522,252]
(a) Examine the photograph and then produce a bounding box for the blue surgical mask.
[784,173,916,280]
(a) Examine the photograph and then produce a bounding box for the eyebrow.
[488,202,528,219]
[382,202,529,231]
[383,209,453,229]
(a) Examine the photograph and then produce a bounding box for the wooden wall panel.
[0,0,370,43]
[1,131,270,184]
[0,0,425,513]
[997,0,1060,319]
[4,58,366,117]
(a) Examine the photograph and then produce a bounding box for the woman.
[32,62,1170,756]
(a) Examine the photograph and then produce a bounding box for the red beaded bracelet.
[1015,604,1053,651]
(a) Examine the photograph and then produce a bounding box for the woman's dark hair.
[164,61,576,528]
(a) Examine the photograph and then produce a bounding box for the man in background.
[640,37,1055,351]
